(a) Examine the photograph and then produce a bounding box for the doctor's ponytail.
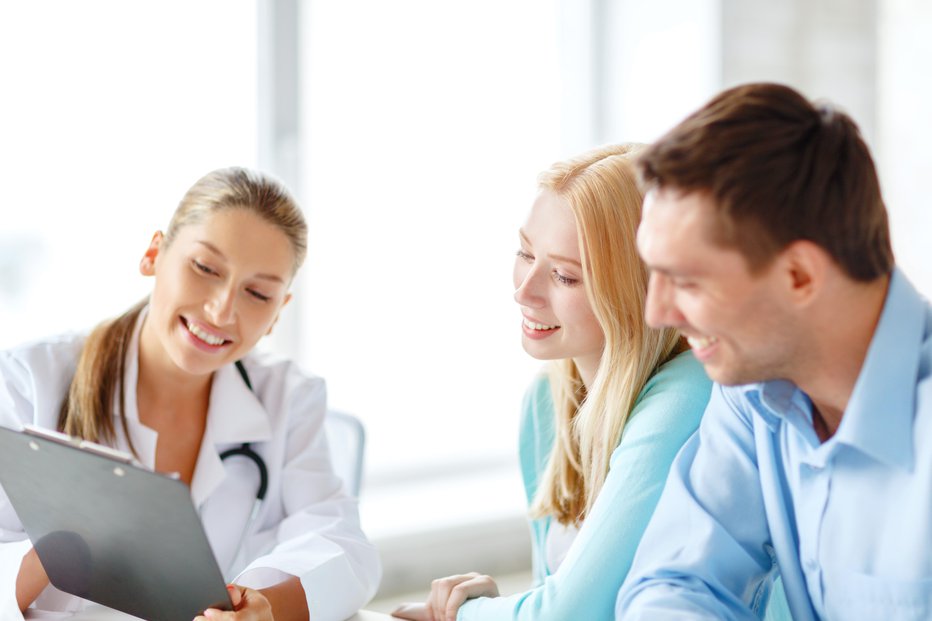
[58,298,147,453]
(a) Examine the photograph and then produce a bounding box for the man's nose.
[644,274,680,329]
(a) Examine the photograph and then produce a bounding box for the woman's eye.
[553,271,579,286]
[193,260,216,275]
[516,249,533,262]
[247,289,271,302]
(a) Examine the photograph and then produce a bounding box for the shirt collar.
[189,359,272,507]
[831,268,925,470]
[740,269,926,470]
[204,360,272,446]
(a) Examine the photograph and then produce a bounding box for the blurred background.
[1,0,930,608]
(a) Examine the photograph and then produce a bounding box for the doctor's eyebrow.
[195,240,286,283]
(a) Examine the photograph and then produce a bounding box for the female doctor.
[0,167,381,621]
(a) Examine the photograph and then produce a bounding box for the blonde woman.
[0,168,380,621]
[392,144,711,621]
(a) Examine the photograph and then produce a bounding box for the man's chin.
[702,363,764,387]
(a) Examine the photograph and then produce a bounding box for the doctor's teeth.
[687,335,718,350]
[524,318,558,331]
[187,322,225,345]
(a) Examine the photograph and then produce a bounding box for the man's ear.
[779,240,829,308]
[139,231,164,276]
[265,293,293,336]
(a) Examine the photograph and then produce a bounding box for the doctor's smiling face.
[513,189,604,382]
[139,208,295,379]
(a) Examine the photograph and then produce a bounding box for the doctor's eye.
[192,260,217,276]
[247,289,271,302]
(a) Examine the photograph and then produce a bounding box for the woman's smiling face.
[140,208,295,378]
[512,189,604,380]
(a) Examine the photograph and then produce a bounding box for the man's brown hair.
[638,82,894,281]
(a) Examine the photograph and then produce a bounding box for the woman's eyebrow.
[195,240,285,283]
[547,253,581,268]
[518,230,582,267]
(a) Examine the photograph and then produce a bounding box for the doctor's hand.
[16,546,50,612]
[391,572,500,621]
[195,584,272,621]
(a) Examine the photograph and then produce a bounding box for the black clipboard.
[0,424,233,621]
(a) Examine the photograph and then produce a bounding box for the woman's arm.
[455,354,711,621]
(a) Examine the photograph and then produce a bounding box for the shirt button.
[804,557,818,572]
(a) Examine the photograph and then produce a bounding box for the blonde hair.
[529,144,685,525]
[59,167,306,450]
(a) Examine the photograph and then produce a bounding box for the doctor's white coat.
[0,317,381,621]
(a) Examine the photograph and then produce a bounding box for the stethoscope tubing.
[212,360,269,575]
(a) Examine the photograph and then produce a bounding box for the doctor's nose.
[205,285,237,326]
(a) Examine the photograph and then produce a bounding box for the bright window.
[0,1,258,348]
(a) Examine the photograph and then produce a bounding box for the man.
[615,82,931,620]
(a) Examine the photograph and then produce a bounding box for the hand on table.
[391,572,499,621]
[195,584,272,621]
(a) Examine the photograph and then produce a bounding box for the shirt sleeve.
[615,383,780,620]
[458,353,711,621]
[233,371,381,621]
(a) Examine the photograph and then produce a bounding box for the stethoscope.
[215,360,268,572]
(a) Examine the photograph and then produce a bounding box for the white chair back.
[323,409,366,497]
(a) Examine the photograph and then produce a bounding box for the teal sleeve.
[458,352,712,621]
[516,374,555,588]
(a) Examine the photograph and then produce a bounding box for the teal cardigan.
[457,351,712,620]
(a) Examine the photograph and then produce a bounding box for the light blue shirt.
[616,269,932,620]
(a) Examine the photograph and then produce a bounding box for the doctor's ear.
[139,231,164,276]
[265,293,293,336]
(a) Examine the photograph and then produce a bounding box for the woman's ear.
[139,231,164,276]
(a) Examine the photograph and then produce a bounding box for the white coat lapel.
[190,361,271,508]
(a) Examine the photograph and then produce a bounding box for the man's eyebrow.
[196,240,285,283]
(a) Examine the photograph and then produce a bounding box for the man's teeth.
[687,335,718,350]
[524,318,558,331]
[187,322,226,346]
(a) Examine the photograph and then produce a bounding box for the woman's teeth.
[187,322,226,346]
[524,318,558,331]
[687,335,718,350]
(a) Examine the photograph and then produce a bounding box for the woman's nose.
[513,265,545,309]
[205,285,237,325]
